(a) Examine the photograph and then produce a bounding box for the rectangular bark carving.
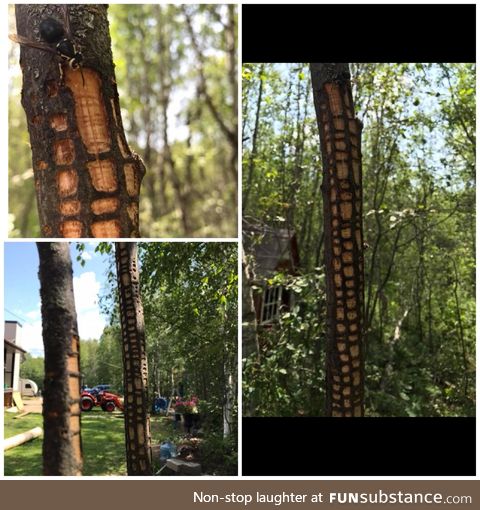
[310,63,365,417]
[13,5,145,238]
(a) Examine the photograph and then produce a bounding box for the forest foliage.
[242,63,475,417]
[84,242,238,472]
[9,4,237,238]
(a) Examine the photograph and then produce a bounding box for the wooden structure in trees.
[243,221,300,327]
[310,63,365,417]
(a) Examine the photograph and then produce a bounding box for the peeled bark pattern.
[310,63,365,417]
[37,242,82,475]
[115,242,152,476]
[15,5,144,238]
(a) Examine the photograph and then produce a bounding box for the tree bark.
[310,63,365,417]
[15,5,144,238]
[37,242,82,475]
[115,242,152,476]
[242,248,260,361]
[183,5,237,178]
[243,64,265,213]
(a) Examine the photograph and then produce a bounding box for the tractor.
[81,389,124,412]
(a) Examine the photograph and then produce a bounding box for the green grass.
[4,412,43,476]
[4,410,177,476]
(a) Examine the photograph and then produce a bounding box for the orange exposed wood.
[91,220,121,238]
[15,5,145,238]
[311,63,365,417]
[91,197,119,215]
[60,221,83,238]
[54,140,75,165]
[87,160,118,193]
[57,170,79,198]
[59,200,81,216]
[65,69,111,154]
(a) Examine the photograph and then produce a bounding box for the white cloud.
[20,319,43,357]
[78,309,106,340]
[25,309,41,320]
[73,271,100,311]
[73,271,106,341]
[81,251,92,261]
[19,271,106,357]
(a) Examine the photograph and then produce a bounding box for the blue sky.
[4,242,110,357]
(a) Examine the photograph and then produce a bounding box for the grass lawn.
[4,410,176,476]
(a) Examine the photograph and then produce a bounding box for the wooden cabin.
[243,222,300,327]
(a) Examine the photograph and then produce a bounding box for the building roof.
[4,338,27,354]
[243,220,300,277]
[5,320,22,326]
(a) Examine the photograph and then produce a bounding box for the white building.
[4,320,26,407]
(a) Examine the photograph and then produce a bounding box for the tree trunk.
[37,242,82,475]
[183,6,237,179]
[310,63,365,417]
[115,242,152,476]
[223,371,234,438]
[243,64,265,213]
[15,5,144,238]
[226,4,238,183]
[242,248,260,361]
[156,5,191,236]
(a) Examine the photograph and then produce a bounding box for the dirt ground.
[21,396,43,413]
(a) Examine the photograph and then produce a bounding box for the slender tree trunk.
[242,249,260,361]
[310,63,365,417]
[156,5,191,236]
[37,242,82,475]
[15,5,144,238]
[115,242,152,476]
[226,4,238,182]
[451,257,469,397]
[223,371,234,438]
[183,5,237,178]
[243,64,265,213]
[242,247,260,416]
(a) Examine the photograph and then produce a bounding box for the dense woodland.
[242,63,475,417]
[9,4,237,238]
[93,242,237,441]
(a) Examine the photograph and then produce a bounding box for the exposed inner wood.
[57,169,79,198]
[13,5,148,241]
[116,243,152,475]
[60,220,83,238]
[91,219,121,238]
[59,199,81,216]
[54,139,75,166]
[124,163,139,197]
[87,159,118,193]
[312,67,365,418]
[65,69,111,154]
[91,197,119,215]
[50,114,68,132]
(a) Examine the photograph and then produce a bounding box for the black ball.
[39,17,65,43]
